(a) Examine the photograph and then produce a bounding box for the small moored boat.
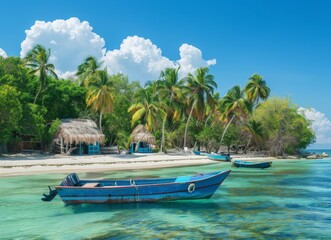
[232,160,272,169]
[192,150,206,156]
[206,153,231,161]
[43,170,231,204]
[193,150,201,155]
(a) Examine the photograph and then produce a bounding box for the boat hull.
[55,171,231,204]
[232,160,272,169]
[193,150,201,155]
[193,151,207,156]
[206,154,231,161]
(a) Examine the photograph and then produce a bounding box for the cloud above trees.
[102,36,216,83]
[299,107,331,145]
[101,36,175,83]
[20,17,216,82]
[0,48,7,58]
[20,18,106,79]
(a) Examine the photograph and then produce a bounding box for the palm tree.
[205,92,221,128]
[244,73,270,105]
[157,67,186,152]
[128,86,165,133]
[242,119,263,153]
[24,44,58,104]
[76,56,102,87]
[219,86,252,148]
[86,69,115,132]
[128,85,166,152]
[183,67,217,149]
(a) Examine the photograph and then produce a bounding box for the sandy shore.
[0,153,275,177]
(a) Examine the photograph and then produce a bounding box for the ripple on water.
[0,159,330,239]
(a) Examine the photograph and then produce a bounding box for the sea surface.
[0,157,330,239]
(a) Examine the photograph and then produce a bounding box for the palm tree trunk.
[244,136,252,154]
[160,117,166,152]
[99,111,103,132]
[34,86,42,104]
[218,115,235,152]
[204,114,211,128]
[160,95,173,153]
[183,101,196,150]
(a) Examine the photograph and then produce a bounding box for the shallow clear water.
[0,159,330,239]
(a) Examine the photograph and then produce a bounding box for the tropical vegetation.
[0,44,315,156]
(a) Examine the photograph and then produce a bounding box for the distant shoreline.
[0,153,326,177]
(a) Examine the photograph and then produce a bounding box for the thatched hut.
[129,125,155,153]
[53,119,105,154]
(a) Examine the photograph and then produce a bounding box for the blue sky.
[0,0,330,148]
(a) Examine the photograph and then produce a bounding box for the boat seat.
[82,183,99,188]
[175,176,191,183]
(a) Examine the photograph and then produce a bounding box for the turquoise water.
[0,159,330,239]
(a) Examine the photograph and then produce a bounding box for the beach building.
[52,119,104,155]
[129,124,155,153]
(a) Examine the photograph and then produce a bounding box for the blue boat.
[192,150,206,156]
[193,150,201,155]
[45,170,231,204]
[232,160,272,169]
[206,153,231,161]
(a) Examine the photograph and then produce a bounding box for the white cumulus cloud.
[298,107,331,144]
[0,48,7,58]
[102,36,175,83]
[177,43,216,78]
[20,18,216,82]
[20,17,105,79]
[102,36,216,84]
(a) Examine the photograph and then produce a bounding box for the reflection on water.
[0,159,330,239]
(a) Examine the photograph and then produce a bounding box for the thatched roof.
[130,124,155,144]
[56,119,105,145]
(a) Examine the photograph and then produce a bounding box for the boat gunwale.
[233,160,272,165]
[55,170,231,189]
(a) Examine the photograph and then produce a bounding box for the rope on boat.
[130,179,139,201]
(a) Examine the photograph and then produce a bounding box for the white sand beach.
[0,152,277,177]
[0,153,215,177]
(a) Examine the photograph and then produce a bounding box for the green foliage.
[241,119,264,151]
[220,85,252,120]
[244,73,270,104]
[128,82,165,132]
[222,125,241,152]
[76,56,102,87]
[0,57,35,103]
[24,44,58,104]
[253,98,315,155]
[196,125,220,152]
[0,85,22,144]
[86,69,115,132]
[41,78,86,122]
[0,48,316,156]
[102,74,142,148]
[19,103,47,142]
[183,67,217,148]
[46,119,61,144]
